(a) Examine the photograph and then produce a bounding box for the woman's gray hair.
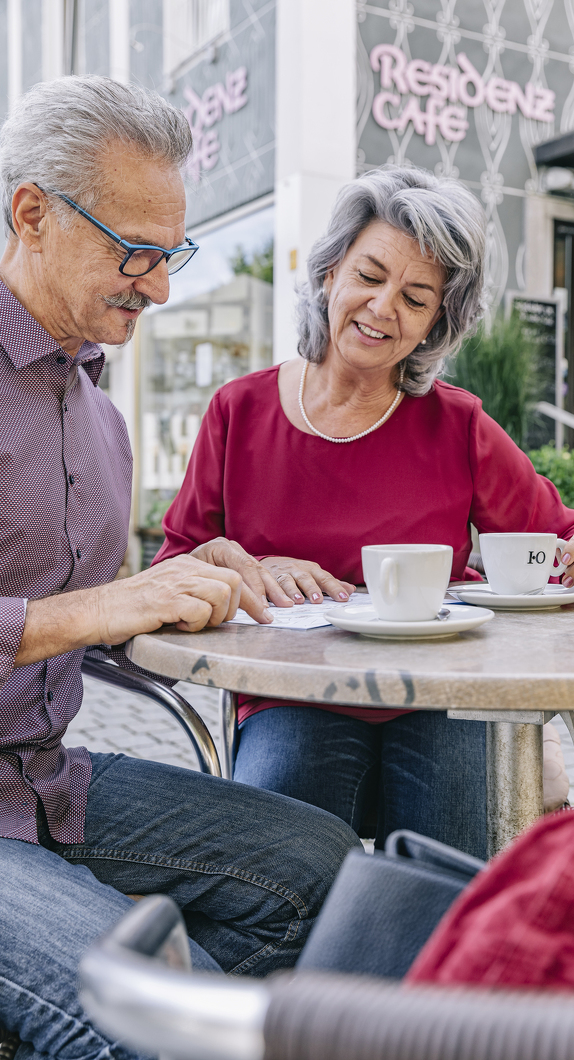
[297,165,486,395]
[0,75,192,235]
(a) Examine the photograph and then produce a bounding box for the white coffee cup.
[362,544,453,622]
[479,533,569,596]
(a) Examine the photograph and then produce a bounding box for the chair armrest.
[80,655,221,776]
[79,896,267,1060]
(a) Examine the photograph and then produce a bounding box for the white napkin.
[226,592,373,630]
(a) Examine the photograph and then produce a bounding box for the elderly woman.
[154,166,574,859]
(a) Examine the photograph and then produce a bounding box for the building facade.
[2,0,574,560]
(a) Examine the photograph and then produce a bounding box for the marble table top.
[126,605,574,713]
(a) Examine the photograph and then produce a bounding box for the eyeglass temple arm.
[36,185,197,258]
[52,191,125,247]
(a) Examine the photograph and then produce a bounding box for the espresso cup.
[479,533,569,596]
[362,544,453,622]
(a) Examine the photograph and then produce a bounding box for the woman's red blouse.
[154,365,574,724]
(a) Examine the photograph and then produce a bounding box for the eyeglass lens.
[122,246,197,277]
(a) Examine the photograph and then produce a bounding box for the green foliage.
[448,316,536,449]
[528,445,574,508]
[230,238,273,284]
[144,493,176,529]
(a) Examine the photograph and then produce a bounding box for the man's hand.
[15,555,272,668]
[191,538,355,606]
[191,538,296,609]
[95,555,258,642]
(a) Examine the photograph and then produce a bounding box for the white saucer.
[324,603,494,640]
[453,583,574,611]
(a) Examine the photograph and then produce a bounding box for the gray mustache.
[103,291,151,311]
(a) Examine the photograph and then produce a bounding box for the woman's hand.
[191,538,297,610]
[560,537,574,587]
[191,538,355,607]
[260,557,355,604]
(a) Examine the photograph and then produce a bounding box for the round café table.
[126,605,574,857]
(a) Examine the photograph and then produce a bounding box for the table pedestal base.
[215,695,568,857]
[486,721,543,859]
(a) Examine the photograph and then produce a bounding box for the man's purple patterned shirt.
[0,279,132,843]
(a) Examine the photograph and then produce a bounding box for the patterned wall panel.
[169,0,276,230]
[357,0,574,308]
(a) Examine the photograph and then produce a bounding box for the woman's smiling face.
[324,220,446,374]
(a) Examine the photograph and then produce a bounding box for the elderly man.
[0,76,358,1060]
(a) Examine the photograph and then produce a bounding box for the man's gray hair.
[0,75,192,235]
[297,165,486,395]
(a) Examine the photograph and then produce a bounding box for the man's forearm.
[13,553,258,670]
[14,587,105,667]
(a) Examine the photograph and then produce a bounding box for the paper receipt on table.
[226,592,373,630]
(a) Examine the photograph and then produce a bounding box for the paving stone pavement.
[62,677,222,770]
[64,679,574,807]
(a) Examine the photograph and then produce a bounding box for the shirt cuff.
[0,598,27,687]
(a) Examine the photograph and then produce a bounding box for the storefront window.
[138,203,273,548]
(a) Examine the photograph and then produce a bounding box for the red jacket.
[408,811,574,989]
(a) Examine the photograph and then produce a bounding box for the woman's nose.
[368,285,397,320]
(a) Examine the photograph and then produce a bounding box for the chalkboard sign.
[505,293,565,449]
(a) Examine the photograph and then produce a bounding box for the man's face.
[40,142,187,347]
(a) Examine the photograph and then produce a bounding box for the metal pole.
[486,721,543,858]
[219,690,239,780]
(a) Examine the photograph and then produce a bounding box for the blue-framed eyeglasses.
[36,185,199,277]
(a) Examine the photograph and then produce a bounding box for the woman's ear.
[323,272,333,298]
[425,304,445,341]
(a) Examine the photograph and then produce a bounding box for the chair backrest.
[79,895,574,1060]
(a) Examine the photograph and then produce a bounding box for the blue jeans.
[234,707,487,859]
[0,751,358,1060]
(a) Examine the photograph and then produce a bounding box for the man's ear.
[11,184,49,254]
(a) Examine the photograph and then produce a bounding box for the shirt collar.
[0,278,105,380]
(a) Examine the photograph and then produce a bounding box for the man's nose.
[133,259,170,305]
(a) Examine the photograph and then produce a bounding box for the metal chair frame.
[218,689,239,779]
[81,656,222,777]
[80,893,574,1060]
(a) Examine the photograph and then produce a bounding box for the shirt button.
[76,548,81,559]
[57,355,66,364]
[47,691,54,702]
[63,403,68,412]
[68,473,75,485]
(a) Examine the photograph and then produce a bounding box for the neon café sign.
[370,45,555,145]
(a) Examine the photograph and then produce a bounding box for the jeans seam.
[0,974,116,1058]
[349,761,376,832]
[229,923,301,975]
[58,845,310,973]
[58,846,309,916]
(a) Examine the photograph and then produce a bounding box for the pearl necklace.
[298,361,404,444]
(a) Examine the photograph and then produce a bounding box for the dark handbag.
[297,830,486,980]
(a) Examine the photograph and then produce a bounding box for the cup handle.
[380,557,398,604]
[555,539,570,577]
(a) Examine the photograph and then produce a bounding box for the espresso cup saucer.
[452,583,574,611]
[324,603,494,640]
